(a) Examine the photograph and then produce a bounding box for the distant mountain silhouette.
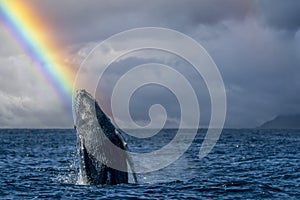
[259,114,300,129]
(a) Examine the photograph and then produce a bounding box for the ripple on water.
[0,129,299,199]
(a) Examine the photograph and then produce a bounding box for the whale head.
[73,89,129,185]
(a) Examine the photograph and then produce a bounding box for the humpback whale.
[73,89,136,185]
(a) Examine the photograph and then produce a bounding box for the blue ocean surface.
[0,129,299,199]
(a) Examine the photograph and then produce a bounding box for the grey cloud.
[1,0,299,128]
[259,0,300,31]
[0,91,72,128]
[29,0,300,46]
[31,0,256,44]
[68,14,300,128]
[194,19,300,127]
[93,50,211,128]
[0,55,73,128]
[0,28,23,57]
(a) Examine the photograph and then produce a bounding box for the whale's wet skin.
[73,90,136,185]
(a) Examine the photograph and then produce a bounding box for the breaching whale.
[73,89,136,185]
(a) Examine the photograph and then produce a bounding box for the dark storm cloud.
[153,0,254,25]
[30,0,300,45]
[1,0,299,128]
[197,19,300,127]
[95,52,211,128]
[259,0,300,31]
[31,0,255,44]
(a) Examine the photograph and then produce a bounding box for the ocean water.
[0,129,299,199]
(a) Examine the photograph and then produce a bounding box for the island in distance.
[259,114,300,129]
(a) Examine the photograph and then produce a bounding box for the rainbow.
[0,1,75,110]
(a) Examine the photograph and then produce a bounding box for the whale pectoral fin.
[83,145,103,184]
[81,143,107,185]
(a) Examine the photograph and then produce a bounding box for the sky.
[0,0,300,128]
